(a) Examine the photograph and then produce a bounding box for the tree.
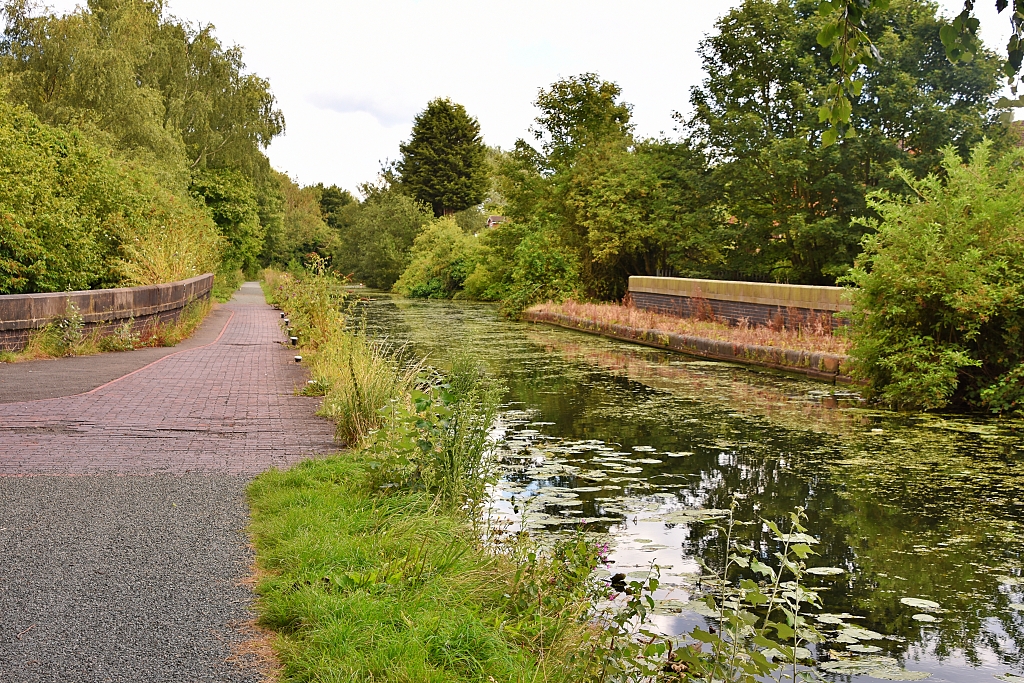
[397,98,488,217]
[686,0,1007,284]
[0,98,219,293]
[816,0,1024,143]
[1,0,284,181]
[190,168,263,275]
[393,217,480,298]
[496,74,719,300]
[261,174,340,269]
[330,189,432,289]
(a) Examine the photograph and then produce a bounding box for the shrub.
[0,98,220,294]
[501,226,581,316]
[392,216,480,299]
[845,141,1024,412]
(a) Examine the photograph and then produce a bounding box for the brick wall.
[628,276,851,328]
[0,274,214,351]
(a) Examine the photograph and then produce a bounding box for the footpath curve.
[0,283,337,682]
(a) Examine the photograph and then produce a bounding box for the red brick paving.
[0,301,339,475]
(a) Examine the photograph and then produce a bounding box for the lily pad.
[839,626,885,641]
[1009,603,1024,612]
[847,644,883,653]
[900,597,942,612]
[995,674,1024,682]
[819,656,931,680]
[649,508,730,524]
[912,613,940,623]
[806,567,845,576]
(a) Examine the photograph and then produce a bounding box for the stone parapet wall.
[0,274,214,351]
[523,309,854,385]
[628,276,851,328]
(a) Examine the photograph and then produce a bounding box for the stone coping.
[523,310,855,385]
[628,276,853,312]
[0,274,214,332]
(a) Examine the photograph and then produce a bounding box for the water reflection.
[359,295,1024,682]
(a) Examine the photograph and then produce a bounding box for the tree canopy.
[397,98,488,217]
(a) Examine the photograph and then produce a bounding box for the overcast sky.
[44,1,1023,194]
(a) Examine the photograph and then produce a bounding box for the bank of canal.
[360,294,1024,683]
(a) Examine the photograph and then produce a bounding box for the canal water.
[360,294,1024,682]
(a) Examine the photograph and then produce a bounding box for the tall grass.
[1,297,211,363]
[529,299,850,355]
[312,334,421,446]
[253,265,602,681]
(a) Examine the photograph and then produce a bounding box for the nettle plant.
[585,503,828,683]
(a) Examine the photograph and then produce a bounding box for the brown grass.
[528,300,851,355]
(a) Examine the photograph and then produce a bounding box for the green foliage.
[397,98,488,217]
[1,0,284,179]
[211,268,244,302]
[0,98,219,293]
[845,142,1024,412]
[332,187,433,289]
[190,168,264,276]
[260,173,339,268]
[369,356,503,511]
[503,227,581,316]
[247,454,591,683]
[688,0,1007,285]
[1,0,285,287]
[816,0,1024,142]
[393,217,480,299]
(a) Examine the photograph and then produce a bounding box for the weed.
[529,300,849,355]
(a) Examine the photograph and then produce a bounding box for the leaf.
[839,626,885,640]
[820,656,931,679]
[822,127,839,147]
[848,644,883,653]
[900,597,942,612]
[912,613,940,623]
[806,567,845,576]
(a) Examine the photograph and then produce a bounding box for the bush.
[393,217,480,299]
[846,141,1024,412]
[0,99,221,293]
[501,226,581,316]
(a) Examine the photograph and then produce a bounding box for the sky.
[43,1,1024,194]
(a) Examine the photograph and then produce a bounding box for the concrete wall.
[628,276,852,328]
[0,274,214,351]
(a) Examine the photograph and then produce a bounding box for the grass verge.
[252,265,602,682]
[247,454,590,683]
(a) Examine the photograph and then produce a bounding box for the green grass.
[247,453,587,683]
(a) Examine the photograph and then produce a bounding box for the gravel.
[0,475,264,683]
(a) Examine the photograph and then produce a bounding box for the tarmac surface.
[0,283,337,681]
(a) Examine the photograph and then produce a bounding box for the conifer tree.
[397,98,488,217]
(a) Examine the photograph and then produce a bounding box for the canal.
[361,294,1024,682]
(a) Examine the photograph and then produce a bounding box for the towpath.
[0,283,337,682]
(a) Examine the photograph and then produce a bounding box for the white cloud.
[39,0,1022,194]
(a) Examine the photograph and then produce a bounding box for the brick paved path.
[0,290,337,475]
[0,284,338,682]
